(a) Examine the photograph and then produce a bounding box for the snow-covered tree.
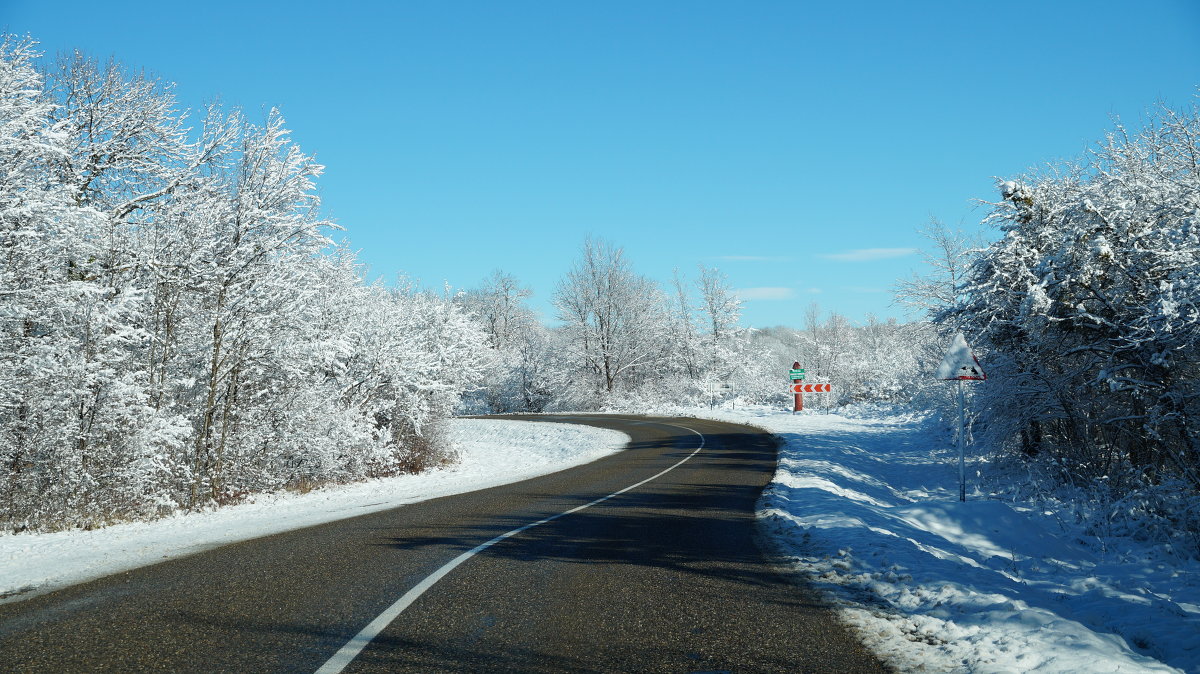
[0,38,488,530]
[0,39,159,526]
[553,238,671,395]
[695,264,744,376]
[460,270,533,351]
[944,99,1200,489]
[456,270,555,413]
[666,269,701,380]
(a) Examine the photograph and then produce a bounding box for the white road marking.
[314,420,706,674]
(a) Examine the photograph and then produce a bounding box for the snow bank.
[0,419,628,604]
[692,404,1199,673]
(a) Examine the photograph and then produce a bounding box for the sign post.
[935,332,986,502]
[789,362,805,413]
[704,382,735,409]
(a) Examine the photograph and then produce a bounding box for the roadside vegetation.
[0,37,485,531]
[903,99,1200,555]
[956,107,1200,487]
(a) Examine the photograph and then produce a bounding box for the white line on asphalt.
[314,421,706,674]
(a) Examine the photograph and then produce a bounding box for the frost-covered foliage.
[456,239,784,412]
[552,237,672,397]
[938,98,1200,543]
[459,238,934,414]
[749,312,935,408]
[0,38,485,531]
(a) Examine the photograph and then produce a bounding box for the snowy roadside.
[7,406,1198,672]
[0,419,628,605]
[684,404,1199,673]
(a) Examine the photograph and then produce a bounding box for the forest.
[2,34,1198,547]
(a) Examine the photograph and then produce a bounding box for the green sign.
[789,368,806,380]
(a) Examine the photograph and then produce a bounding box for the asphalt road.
[0,414,886,673]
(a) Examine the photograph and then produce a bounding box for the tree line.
[0,37,486,531]
[458,237,928,415]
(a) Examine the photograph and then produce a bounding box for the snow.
[690,404,1199,673]
[0,419,628,604]
[4,407,1199,673]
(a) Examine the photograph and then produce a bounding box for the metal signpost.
[935,332,987,502]
[704,381,736,409]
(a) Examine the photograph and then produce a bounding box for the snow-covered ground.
[0,419,628,605]
[692,404,1200,673]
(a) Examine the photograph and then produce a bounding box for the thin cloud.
[736,287,795,300]
[821,247,919,262]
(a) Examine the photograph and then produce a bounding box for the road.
[0,414,885,673]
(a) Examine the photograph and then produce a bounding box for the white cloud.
[736,287,795,300]
[821,247,919,262]
[806,287,823,294]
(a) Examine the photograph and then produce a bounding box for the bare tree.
[893,218,981,322]
[461,270,534,351]
[553,238,669,393]
[667,269,700,379]
[697,265,740,343]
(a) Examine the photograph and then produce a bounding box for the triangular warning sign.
[936,332,986,380]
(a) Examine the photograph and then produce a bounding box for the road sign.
[936,332,986,380]
[790,383,830,393]
[788,368,806,380]
[935,332,986,503]
[704,381,736,410]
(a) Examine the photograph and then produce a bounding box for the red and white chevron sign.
[790,383,830,393]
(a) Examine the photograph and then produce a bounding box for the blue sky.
[4,1,1199,327]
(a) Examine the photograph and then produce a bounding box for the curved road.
[0,414,885,673]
